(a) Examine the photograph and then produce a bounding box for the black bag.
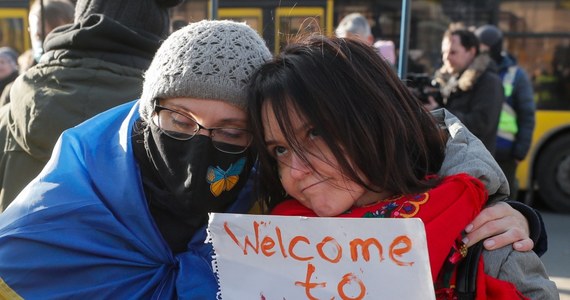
[455,241,484,300]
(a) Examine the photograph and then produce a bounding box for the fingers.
[513,238,534,252]
[463,202,532,251]
[467,202,511,233]
[482,228,533,251]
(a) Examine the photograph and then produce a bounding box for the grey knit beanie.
[139,19,272,122]
[74,0,182,38]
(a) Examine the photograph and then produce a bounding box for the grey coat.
[435,108,558,299]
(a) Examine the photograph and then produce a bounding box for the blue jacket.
[495,53,535,161]
[0,101,254,299]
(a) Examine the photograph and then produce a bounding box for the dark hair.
[248,35,446,210]
[443,29,480,55]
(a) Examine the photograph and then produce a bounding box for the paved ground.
[538,210,570,299]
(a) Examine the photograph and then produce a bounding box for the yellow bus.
[0,0,30,54]
[171,0,334,54]
[498,2,570,212]
[518,102,570,212]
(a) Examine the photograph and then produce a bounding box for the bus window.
[218,8,263,34]
[0,8,30,54]
[275,7,325,54]
[170,1,208,27]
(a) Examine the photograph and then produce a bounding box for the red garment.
[476,258,529,300]
[271,173,528,299]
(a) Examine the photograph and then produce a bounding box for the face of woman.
[262,102,385,217]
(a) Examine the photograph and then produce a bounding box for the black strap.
[455,241,484,300]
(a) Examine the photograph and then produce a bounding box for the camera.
[405,73,442,105]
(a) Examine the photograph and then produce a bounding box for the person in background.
[335,12,374,45]
[335,12,396,66]
[247,35,558,299]
[374,39,396,67]
[0,20,272,298]
[426,28,504,155]
[0,0,182,211]
[475,25,535,199]
[0,0,75,106]
[170,19,188,33]
[0,47,19,97]
[22,0,75,72]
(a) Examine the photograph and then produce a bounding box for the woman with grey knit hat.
[0,20,271,299]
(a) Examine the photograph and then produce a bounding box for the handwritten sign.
[208,213,435,300]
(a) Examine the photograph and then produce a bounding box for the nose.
[288,152,311,179]
[196,127,211,137]
[195,125,215,138]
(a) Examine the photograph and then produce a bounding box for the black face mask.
[132,119,253,252]
[143,121,253,224]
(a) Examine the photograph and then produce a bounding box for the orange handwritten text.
[295,263,367,300]
[222,220,417,299]
[223,221,414,266]
[389,235,414,266]
[294,263,326,300]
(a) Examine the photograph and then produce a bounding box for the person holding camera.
[426,27,504,155]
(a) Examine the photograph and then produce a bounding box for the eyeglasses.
[153,105,253,154]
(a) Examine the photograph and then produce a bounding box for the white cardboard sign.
[208,213,435,300]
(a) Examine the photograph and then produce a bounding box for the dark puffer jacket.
[494,53,535,161]
[0,14,164,211]
[434,54,504,154]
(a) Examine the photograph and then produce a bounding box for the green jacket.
[0,58,144,211]
[0,15,162,210]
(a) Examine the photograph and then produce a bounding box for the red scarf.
[271,174,528,299]
[476,257,528,300]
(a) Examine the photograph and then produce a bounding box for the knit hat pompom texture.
[139,20,272,122]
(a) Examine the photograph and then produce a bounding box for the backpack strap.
[455,240,484,300]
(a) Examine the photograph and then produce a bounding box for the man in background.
[335,12,396,66]
[475,25,535,199]
[0,0,183,211]
[23,0,75,72]
[0,0,74,107]
[426,28,504,155]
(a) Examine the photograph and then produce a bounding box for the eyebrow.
[264,121,309,147]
